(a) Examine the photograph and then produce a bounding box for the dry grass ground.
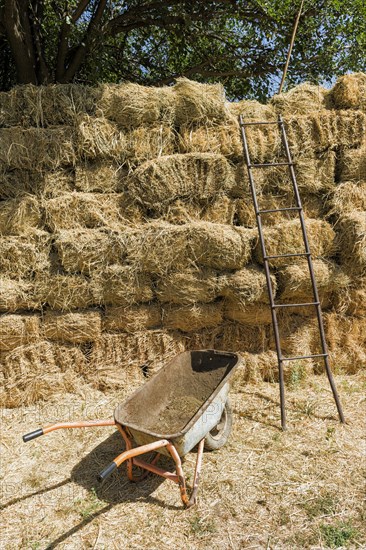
[1,372,365,549]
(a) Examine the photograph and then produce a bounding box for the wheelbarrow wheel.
[204,398,233,451]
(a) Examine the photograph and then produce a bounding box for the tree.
[0,0,365,99]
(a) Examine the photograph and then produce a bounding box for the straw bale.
[202,195,236,224]
[35,274,95,311]
[125,125,177,165]
[219,265,273,304]
[188,222,255,270]
[284,110,366,156]
[273,312,319,359]
[270,83,330,115]
[0,195,42,235]
[336,212,366,274]
[277,259,350,304]
[227,100,276,121]
[75,161,127,192]
[0,278,38,312]
[44,192,132,231]
[330,73,366,111]
[0,127,75,170]
[328,181,366,217]
[127,152,236,210]
[42,310,101,344]
[103,303,161,333]
[179,120,281,163]
[327,347,366,374]
[0,314,40,351]
[323,313,366,373]
[174,78,229,125]
[215,321,269,354]
[338,146,366,182]
[146,195,236,225]
[98,82,175,127]
[0,84,100,127]
[92,265,153,306]
[88,330,186,389]
[0,232,51,277]
[55,228,133,274]
[0,341,86,407]
[162,302,223,332]
[332,282,366,317]
[76,115,127,160]
[156,268,218,305]
[255,218,336,266]
[0,168,75,199]
[224,301,272,325]
[231,351,278,387]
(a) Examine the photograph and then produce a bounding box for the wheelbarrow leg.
[166,439,204,508]
[116,424,159,482]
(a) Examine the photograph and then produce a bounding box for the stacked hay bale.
[0,74,365,407]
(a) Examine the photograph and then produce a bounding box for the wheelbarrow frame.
[23,349,241,508]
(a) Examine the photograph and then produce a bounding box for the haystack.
[103,304,161,333]
[0,127,75,170]
[0,195,42,235]
[224,301,272,326]
[35,274,95,311]
[255,218,336,266]
[338,146,366,182]
[219,265,273,304]
[174,78,229,125]
[327,181,366,217]
[336,212,366,274]
[55,228,132,274]
[270,83,331,114]
[42,310,102,344]
[0,233,50,277]
[0,278,37,312]
[75,161,127,193]
[330,73,366,111]
[0,84,100,127]
[44,192,134,231]
[98,82,175,127]
[227,100,276,121]
[92,265,153,306]
[0,341,86,407]
[156,268,219,305]
[162,302,223,332]
[0,314,40,351]
[127,152,236,210]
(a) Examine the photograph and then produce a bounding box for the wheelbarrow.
[23,349,241,508]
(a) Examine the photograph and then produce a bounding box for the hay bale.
[35,274,95,311]
[219,265,273,304]
[88,330,186,389]
[0,232,51,277]
[0,314,40,351]
[162,302,223,332]
[330,73,366,111]
[55,228,132,274]
[214,321,269,354]
[0,195,42,235]
[273,312,319,359]
[92,265,153,306]
[103,303,161,333]
[125,125,177,165]
[179,120,281,163]
[227,100,276,120]
[332,282,366,317]
[284,111,366,156]
[255,218,336,266]
[224,301,272,325]
[336,212,366,274]
[98,82,175,128]
[156,268,218,305]
[327,181,366,217]
[338,146,366,182]
[270,83,331,115]
[42,310,101,344]
[44,192,131,231]
[231,351,278,387]
[75,161,127,193]
[0,127,75,170]
[127,152,236,210]
[277,259,350,304]
[323,313,366,373]
[327,347,366,374]
[0,278,38,312]
[0,168,75,199]
[188,222,255,270]
[174,78,228,125]
[0,84,100,127]
[0,341,86,407]
[76,115,127,160]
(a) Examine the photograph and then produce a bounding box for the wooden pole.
[278,0,305,94]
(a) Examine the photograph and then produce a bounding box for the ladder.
[238,114,345,430]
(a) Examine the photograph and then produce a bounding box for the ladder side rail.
[239,115,287,430]
[279,116,345,423]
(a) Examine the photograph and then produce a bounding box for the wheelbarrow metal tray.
[114,349,241,456]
